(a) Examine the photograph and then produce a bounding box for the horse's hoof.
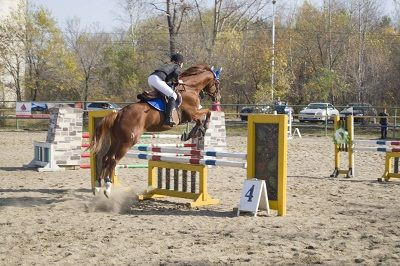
[93,180,102,195]
[181,132,188,141]
[199,127,205,136]
[104,182,112,198]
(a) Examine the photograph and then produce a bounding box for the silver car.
[299,102,339,122]
[86,102,121,111]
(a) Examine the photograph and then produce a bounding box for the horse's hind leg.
[94,154,110,194]
[103,141,121,197]
[95,136,118,195]
[93,149,111,195]
[104,139,137,197]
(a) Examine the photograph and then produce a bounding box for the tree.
[25,7,81,100]
[99,41,140,101]
[290,2,353,103]
[0,2,26,101]
[149,0,191,56]
[193,0,269,59]
[115,0,151,40]
[65,19,109,103]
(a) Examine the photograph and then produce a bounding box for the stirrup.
[164,117,176,127]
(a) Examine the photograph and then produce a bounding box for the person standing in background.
[379,108,389,139]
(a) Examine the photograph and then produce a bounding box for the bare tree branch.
[149,2,167,13]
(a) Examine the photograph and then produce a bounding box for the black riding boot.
[164,97,176,127]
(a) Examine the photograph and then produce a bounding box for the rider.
[148,53,184,126]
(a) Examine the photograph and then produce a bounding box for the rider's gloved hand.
[199,91,205,99]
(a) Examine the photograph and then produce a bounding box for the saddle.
[137,89,183,126]
[137,90,161,101]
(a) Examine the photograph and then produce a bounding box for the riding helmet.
[171,53,184,64]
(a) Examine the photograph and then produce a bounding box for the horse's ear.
[214,67,222,80]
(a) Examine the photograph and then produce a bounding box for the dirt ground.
[1,131,400,265]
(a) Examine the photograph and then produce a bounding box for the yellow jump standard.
[247,114,288,216]
[138,160,219,207]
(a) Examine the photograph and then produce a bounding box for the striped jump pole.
[82,143,199,159]
[126,152,247,168]
[82,143,197,161]
[353,140,400,147]
[141,133,182,139]
[81,132,91,168]
[133,143,197,148]
[353,139,400,182]
[82,133,171,169]
[80,163,149,169]
[331,115,400,181]
[132,145,247,159]
[353,146,400,153]
[115,164,148,169]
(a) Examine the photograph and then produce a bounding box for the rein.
[176,70,219,99]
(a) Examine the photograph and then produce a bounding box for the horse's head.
[179,64,222,102]
[206,66,222,102]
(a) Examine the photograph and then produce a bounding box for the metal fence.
[0,100,399,138]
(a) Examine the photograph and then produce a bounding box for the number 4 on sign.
[237,179,269,217]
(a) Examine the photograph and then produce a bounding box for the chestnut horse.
[90,64,221,196]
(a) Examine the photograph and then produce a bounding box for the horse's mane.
[180,64,211,78]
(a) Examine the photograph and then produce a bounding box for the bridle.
[176,69,221,101]
[204,70,220,101]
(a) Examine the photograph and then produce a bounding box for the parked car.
[273,101,294,121]
[298,102,339,122]
[86,102,121,111]
[239,105,270,121]
[31,102,48,112]
[340,103,377,124]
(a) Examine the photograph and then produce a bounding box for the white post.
[271,0,276,101]
[288,110,293,139]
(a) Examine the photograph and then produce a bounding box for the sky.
[29,0,122,30]
[29,0,396,31]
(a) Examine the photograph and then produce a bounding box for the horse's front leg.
[181,109,211,141]
[202,109,212,131]
[193,108,211,133]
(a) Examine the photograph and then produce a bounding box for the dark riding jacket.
[379,112,389,125]
[151,63,182,85]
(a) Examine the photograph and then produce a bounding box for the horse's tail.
[90,111,119,154]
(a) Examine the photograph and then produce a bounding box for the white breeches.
[148,74,177,100]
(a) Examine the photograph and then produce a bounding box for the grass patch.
[0,118,48,131]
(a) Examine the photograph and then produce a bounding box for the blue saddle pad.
[144,97,165,112]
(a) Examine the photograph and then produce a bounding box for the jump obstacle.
[330,115,400,181]
[80,132,187,170]
[89,110,229,206]
[286,111,301,139]
[26,106,191,171]
[25,106,84,171]
[89,111,288,216]
[126,149,247,207]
